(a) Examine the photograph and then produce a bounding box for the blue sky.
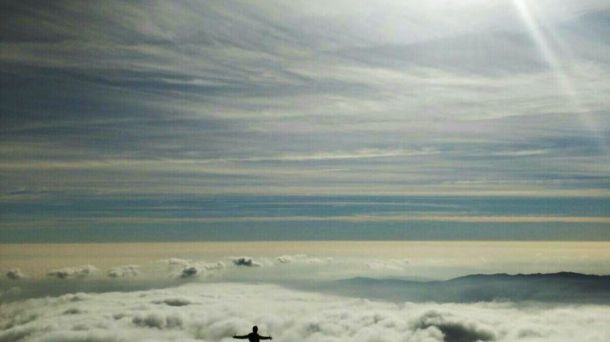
[1,0,609,241]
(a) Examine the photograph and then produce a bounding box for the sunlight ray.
[513,0,608,151]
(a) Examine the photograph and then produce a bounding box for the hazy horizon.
[3,241,610,280]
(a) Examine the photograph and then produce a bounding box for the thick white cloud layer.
[1,282,609,342]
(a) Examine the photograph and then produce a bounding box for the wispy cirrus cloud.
[1,0,609,241]
[30,214,610,225]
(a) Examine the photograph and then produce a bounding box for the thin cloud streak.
[1,1,609,240]
[24,214,610,225]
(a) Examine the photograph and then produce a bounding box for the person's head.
[252,326,258,333]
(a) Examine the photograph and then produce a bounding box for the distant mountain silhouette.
[331,272,610,303]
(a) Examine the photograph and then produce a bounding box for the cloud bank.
[1,282,609,342]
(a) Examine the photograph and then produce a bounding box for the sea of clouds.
[2,255,610,341]
[2,282,610,342]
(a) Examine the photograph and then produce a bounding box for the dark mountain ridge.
[331,272,610,303]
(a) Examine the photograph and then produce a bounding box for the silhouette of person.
[233,326,272,341]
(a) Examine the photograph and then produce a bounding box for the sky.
[1,0,609,242]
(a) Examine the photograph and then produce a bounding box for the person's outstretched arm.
[233,335,248,339]
[260,335,272,340]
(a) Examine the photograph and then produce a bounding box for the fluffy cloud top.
[5,269,26,280]
[156,258,226,279]
[275,255,332,266]
[179,266,200,279]
[276,256,294,264]
[152,297,192,307]
[232,257,261,268]
[47,265,97,280]
[107,265,140,278]
[1,282,609,342]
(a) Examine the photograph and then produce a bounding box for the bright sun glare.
[513,0,608,150]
